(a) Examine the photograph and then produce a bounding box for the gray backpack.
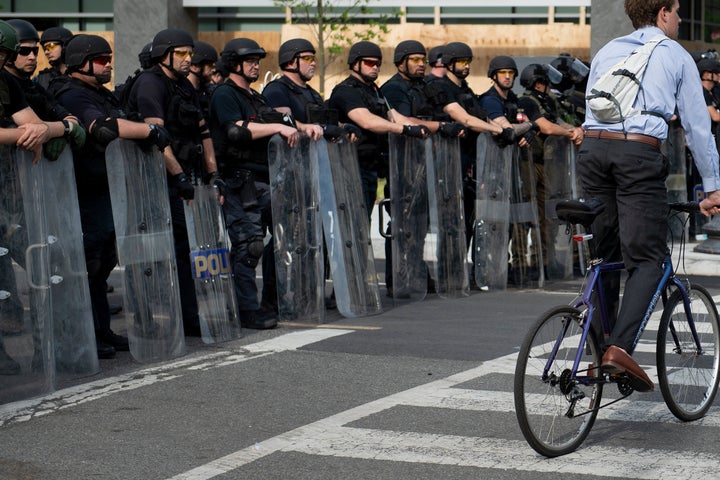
[586,35,667,123]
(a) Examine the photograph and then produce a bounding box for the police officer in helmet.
[55,34,173,358]
[188,40,218,120]
[36,26,73,94]
[125,28,221,338]
[328,40,430,220]
[209,37,312,329]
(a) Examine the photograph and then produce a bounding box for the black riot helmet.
[550,55,590,90]
[221,37,266,66]
[442,42,473,66]
[7,19,39,43]
[347,41,382,66]
[138,42,154,69]
[64,34,111,71]
[393,40,425,65]
[487,55,517,78]
[150,28,194,60]
[278,38,315,68]
[191,40,218,66]
[40,26,73,46]
[520,64,547,89]
[427,45,445,66]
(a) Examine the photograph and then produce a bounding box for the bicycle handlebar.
[668,201,700,214]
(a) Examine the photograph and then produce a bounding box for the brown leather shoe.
[601,345,654,392]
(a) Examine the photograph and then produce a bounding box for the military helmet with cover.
[0,20,19,58]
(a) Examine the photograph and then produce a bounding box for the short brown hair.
[625,0,676,29]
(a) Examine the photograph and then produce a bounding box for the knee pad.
[239,236,264,268]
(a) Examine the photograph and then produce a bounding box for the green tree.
[275,0,398,96]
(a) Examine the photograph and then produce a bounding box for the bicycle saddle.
[555,198,605,227]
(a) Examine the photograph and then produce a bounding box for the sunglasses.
[42,41,60,52]
[454,58,472,67]
[92,55,112,65]
[17,46,39,57]
[298,54,316,63]
[496,69,516,76]
[407,56,427,65]
[174,50,193,59]
[243,57,261,66]
[361,59,381,68]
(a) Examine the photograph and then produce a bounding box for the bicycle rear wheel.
[657,284,720,421]
[514,306,603,457]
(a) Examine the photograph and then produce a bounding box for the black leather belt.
[583,129,661,148]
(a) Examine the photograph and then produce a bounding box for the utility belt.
[224,168,261,208]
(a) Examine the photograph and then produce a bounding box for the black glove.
[322,124,345,142]
[521,130,536,144]
[495,127,516,147]
[343,123,362,139]
[43,137,67,161]
[206,172,226,197]
[438,122,465,138]
[402,124,430,138]
[171,172,195,200]
[147,123,171,151]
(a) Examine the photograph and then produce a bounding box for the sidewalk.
[368,205,720,278]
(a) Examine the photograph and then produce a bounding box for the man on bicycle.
[580,0,720,392]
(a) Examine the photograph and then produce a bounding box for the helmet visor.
[544,64,564,86]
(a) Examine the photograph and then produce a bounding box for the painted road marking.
[0,329,354,427]
[166,349,720,480]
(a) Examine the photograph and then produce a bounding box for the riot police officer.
[328,40,430,220]
[209,38,312,329]
[35,26,73,95]
[55,34,172,358]
[425,45,446,82]
[0,20,71,373]
[4,19,86,159]
[424,42,509,263]
[125,28,221,337]
[188,40,218,120]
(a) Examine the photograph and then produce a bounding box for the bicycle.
[513,199,720,457]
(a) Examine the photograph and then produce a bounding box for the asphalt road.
[2,270,720,480]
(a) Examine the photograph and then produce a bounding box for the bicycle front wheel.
[657,284,720,421]
[514,306,603,457]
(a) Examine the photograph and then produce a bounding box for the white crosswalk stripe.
[168,325,720,480]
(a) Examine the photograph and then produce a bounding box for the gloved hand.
[322,124,345,142]
[521,130,537,144]
[343,123,362,140]
[402,124,430,138]
[171,172,195,200]
[43,137,67,161]
[438,122,466,138]
[64,121,86,148]
[147,123,172,152]
[206,172,226,197]
[495,127,516,147]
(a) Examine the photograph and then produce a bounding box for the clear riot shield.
[387,134,430,303]
[268,134,324,323]
[508,146,544,289]
[661,122,687,242]
[313,138,382,318]
[542,136,575,280]
[18,146,99,377]
[426,135,469,298]
[184,184,240,342]
[0,146,54,404]
[474,133,512,291]
[106,139,185,362]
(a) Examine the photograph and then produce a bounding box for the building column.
[113,0,198,86]
[590,0,632,58]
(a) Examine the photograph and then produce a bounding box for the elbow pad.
[91,117,120,146]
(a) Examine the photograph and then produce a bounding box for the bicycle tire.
[514,305,603,457]
[657,284,720,421]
